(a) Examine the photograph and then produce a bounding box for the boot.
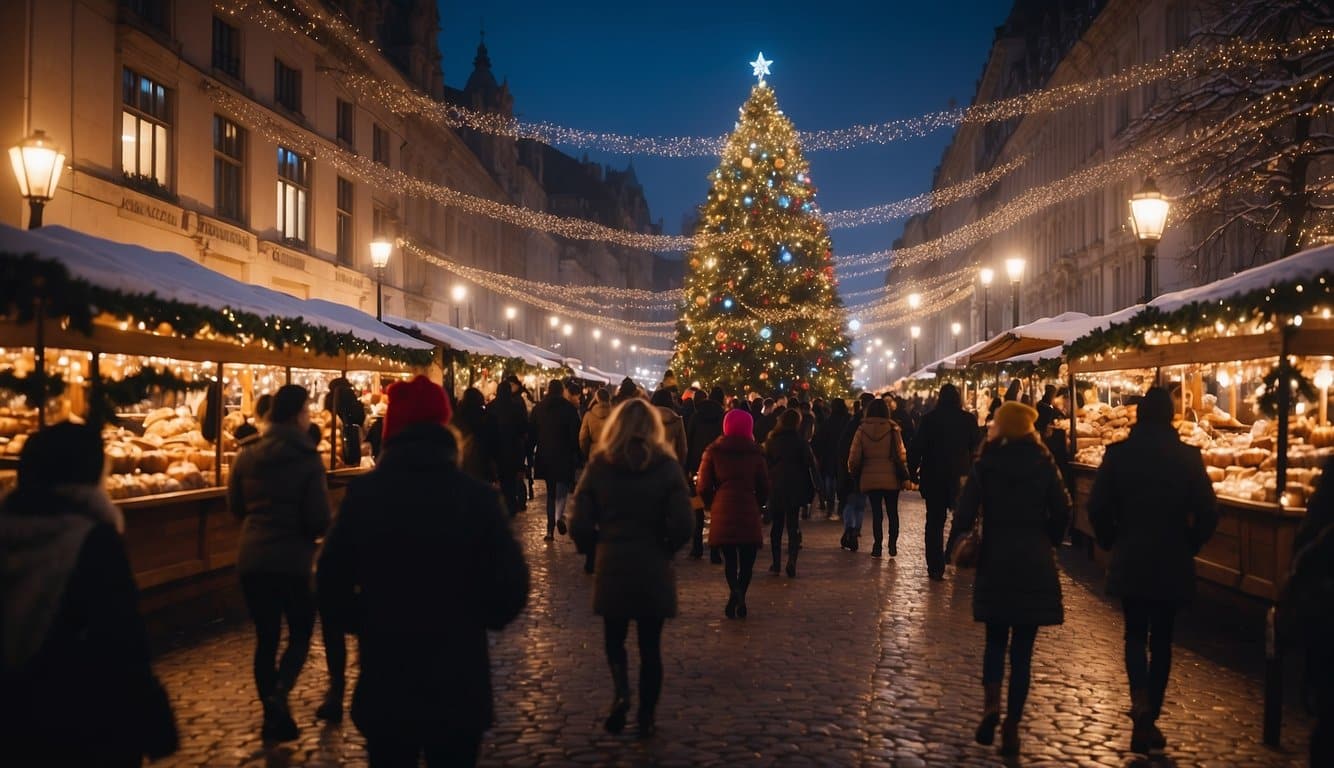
[786,532,800,578]
[974,682,1001,746]
[769,544,782,574]
[261,684,299,742]
[604,661,631,734]
[710,547,723,565]
[1129,688,1165,753]
[315,680,344,723]
[725,591,738,619]
[999,718,1020,756]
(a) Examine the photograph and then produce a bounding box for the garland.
[0,252,434,367]
[0,366,211,426]
[0,370,67,404]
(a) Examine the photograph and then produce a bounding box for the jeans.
[924,495,950,576]
[1122,598,1177,717]
[983,622,1039,722]
[719,543,758,597]
[769,502,800,565]
[604,616,666,720]
[867,489,900,549]
[240,572,316,701]
[365,728,482,768]
[545,479,570,533]
[820,471,838,512]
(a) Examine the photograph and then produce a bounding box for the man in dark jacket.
[685,387,727,559]
[491,376,531,516]
[1293,456,1334,765]
[911,383,979,581]
[813,398,851,517]
[228,384,331,741]
[530,378,582,541]
[318,376,528,767]
[1088,387,1217,754]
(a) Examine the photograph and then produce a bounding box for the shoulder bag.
[950,471,983,568]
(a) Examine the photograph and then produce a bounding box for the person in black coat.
[911,384,979,581]
[530,378,583,540]
[1295,456,1334,765]
[685,387,727,559]
[813,398,850,518]
[452,387,501,485]
[1089,387,1217,754]
[764,410,818,577]
[317,376,528,767]
[953,402,1070,758]
[0,423,178,765]
[491,376,531,516]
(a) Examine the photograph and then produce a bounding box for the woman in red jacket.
[698,408,770,619]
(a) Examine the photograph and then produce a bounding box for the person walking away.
[952,401,1069,757]
[613,377,639,405]
[234,392,273,448]
[764,410,817,577]
[849,398,908,558]
[228,384,331,742]
[451,387,500,486]
[911,383,978,580]
[569,399,693,738]
[814,398,850,518]
[752,398,777,444]
[1290,455,1334,765]
[318,375,528,767]
[531,379,582,541]
[580,388,613,460]
[837,393,875,546]
[1088,387,1217,754]
[492,376,531,516]
[651,388,688,466]
[0,423,178,765]
[698,408,769,618]
[685,387,727,560]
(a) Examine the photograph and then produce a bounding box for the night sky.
[437,0,1012,299]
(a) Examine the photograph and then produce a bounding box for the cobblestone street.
[152,491,1314,767]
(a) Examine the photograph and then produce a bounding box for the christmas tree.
[672,55,852,398]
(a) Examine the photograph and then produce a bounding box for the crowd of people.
[0,371,1330,766]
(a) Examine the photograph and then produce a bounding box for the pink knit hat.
[722,408,754,439]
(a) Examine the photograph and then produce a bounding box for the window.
[274,60,302,114]
[372,123,389,165]
[121,68,171,189]
[212,17,241,80]
[121,0,170,34]
[276,147,309,246]
[336,177,354,266]
[213,116,245,222]
[372,205,391,238]
[336,99,355,146]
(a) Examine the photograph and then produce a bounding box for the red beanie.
[382,375,452,444]
[722,408,753,439]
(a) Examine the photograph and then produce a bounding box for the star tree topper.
[750,52,772,84]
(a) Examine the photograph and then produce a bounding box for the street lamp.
[504,306,517,339]
[451,284,468,327]
[910,325,921,371]
[1005,257,1025,328]
[979,267,994,342]
[951,321,962,352]
[908,292,922,311]
[592,328,602,365]
[8,130,65,229]
[1128,177,1170,303]
[369,237,393,321]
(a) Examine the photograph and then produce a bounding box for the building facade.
[0,0,667,369]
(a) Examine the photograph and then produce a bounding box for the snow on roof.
[969,307,1143,363]
[1147,243,1334,313]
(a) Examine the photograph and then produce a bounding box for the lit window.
[121,68,171,189]
[213,116,245,222]
[276,147,309,246]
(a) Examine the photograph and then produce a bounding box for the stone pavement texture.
[151,491,1314,767]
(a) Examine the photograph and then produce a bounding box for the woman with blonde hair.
[569,398,694,739]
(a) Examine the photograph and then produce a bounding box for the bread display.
[100,407,234,499]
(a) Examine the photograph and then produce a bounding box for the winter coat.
[452,406,500,484]
[568,454,694,618]
[911,406,978,507]
[752,410,777,444]
[578,401,612,460]
[698,434,769,546]
[317,424,528,737]
[836,413,863,491]
[490,389,531,476]
[685,399,725,474]
[764,428,818,512]
[228,423,331,576]
[530,392,582,483]
[813,409,849,473]
[0,486,178,764]
[954,437,1070,626]
[656,406,689,466]
[1088,423,1218,603]
[848,416,907,493]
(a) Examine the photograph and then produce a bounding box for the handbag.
[950,513,983,568]
[891,427,911,485]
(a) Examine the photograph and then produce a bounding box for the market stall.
[0,223,433,612]
[1061,245,1334,599]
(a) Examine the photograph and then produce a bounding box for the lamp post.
[1005,257,1025,329]
[451,284,467,328]
[611,337,621,369]
[979,267,994,341]
[1128,177,1170,303]
[369,237,393,321]
[592,328,602,367]
[908,292,922,311]
[548,315,560,346]
[562,323,573,356]
[910,325,921,371]
[951,321,962,353]
[8,130,66,229]
[504,306,517,339]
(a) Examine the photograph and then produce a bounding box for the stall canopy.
[968,307,1143,364]
[502,337,565,368]
[467,331,562,369]
[0,224,431,352]
[563,358,609,384]
[383,314,514,358]
[1146,243,1334,313]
